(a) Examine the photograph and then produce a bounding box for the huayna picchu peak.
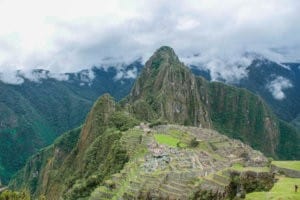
[5,47,300,200]
[129,46,211,128]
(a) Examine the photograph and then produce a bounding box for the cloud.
[77,69,95,86]
[114,67,138,81]
[0,0,299,83]
[0,69,71,84]
[0,71,24,85]
[266,76,293,100]
[182,53,254,82]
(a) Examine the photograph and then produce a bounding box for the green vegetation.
[189,137,200,147]
[110,111,139,131]
[230,163,270,172]
[0,66,139,183]
[9,95,140,199]
[154,134,181,147]
[65,128,129,200]
[149,120,168,128]
[272,161,300,171]
[209,82,280,157]
[246,177,300,200]
[154,129,189,148]
[0,190,30,200]
[276,121,300,159]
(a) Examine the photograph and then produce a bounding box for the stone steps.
[203,176,228,189]
[127,186,140,195]
[161,183,186,194]
[123,191,137,200]
[159,187,189,199]
[213,174,230,185]
[93,186,115,199]
[175,162,192,169]
[111,173,123,182]
[200,180,226,194]
[168,181,193,191]
[129,180,142,188]
[159,180,194,198]
[138,176,162,191]
[142,135,153,142]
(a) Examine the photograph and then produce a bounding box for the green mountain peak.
[145,46,181,71]
[130,46,211,127]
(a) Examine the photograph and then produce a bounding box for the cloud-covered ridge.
[266,76,293,100]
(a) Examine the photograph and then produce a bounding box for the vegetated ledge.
[271,161,300,178]
[245,160,300,200]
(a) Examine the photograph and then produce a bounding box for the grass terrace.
[230,163,270,172]
[272,161,300,171]
[246,177,300,200]
[154,134,182,147]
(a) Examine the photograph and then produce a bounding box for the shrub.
[190,137,199,148]
[110,112,139,131]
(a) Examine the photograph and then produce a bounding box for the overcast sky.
[0,0,299,77]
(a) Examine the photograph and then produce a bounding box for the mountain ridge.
[127,46,288,157]
[8,46,299,199]
[0,63,142,183]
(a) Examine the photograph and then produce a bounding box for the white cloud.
[0,69,71,84]
[0,0,299,83]
[76,69,95,86]
[48,73,70,81]
[114,67,138,81]
[266,76,293,100]
[0,70,24,85]
[182,52,254,82]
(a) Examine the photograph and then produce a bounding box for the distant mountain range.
[0,48,299,184]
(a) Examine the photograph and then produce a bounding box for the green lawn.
[154,134,185,147]
[272,161,300,171]
[246,177,300,200]
[230,163,269,172]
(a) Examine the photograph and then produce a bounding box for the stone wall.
[271,165,300,178]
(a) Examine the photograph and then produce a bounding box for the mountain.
[9,46,299,199]
[1,48,299,185]
[128,46,211,127]
[127,47,299,158]
[238,59,300,123]
[190,58,300,130]
[0,62,142,183]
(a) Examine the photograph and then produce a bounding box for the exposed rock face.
[130,46,211,127]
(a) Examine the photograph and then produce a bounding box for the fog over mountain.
[0,0,300,84]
